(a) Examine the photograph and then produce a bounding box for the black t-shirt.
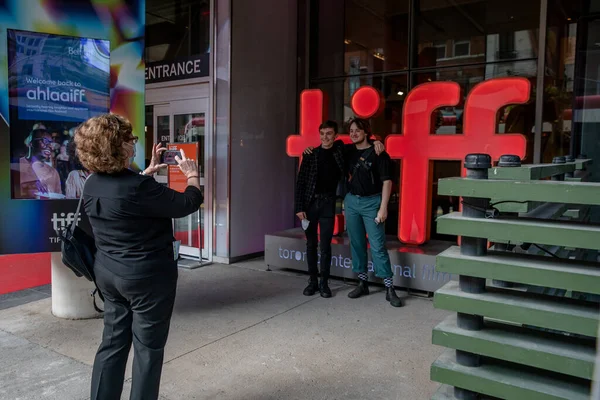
[346,146,392,196]
[315,147,340,195]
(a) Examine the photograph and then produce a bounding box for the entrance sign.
[287,78,530,245]
[145,55,209,84]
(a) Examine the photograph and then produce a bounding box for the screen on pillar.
[7,29,110,200]
[287,78,530,246]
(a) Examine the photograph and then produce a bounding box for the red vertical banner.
[167,142,199,193]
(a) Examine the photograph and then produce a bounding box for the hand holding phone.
[175,149,200,180]
[161,150,182,165]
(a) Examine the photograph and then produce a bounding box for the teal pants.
[344,193,393,278]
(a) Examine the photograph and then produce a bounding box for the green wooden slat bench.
[437,213,600,251]
[437,246,600,295]
[484,160,591,212]
[438,178,600,206]
[432,315,596,379]
[431,349,590,400]
[432,384,499,399]
[430,157,598,399]
[434,281,600,337]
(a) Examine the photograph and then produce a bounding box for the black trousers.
[91,265,178,400]
[305,195,335,281]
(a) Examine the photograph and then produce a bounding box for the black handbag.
[55,188,104,313]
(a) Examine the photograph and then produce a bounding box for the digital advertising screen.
[7,29,110,200]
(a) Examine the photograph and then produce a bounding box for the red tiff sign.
[287,78,529,245]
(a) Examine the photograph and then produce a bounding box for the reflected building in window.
[303,0,597,238]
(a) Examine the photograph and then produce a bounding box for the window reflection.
[145,0,210,63]
[311,0,410,78]
[543,1,583,163]
[344,0,410,74]
[415,0,540,68]
[305,0,598,240]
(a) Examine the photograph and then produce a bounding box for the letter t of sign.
[287,90,328,164]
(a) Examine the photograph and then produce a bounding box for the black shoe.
[386,287,404,307]
[348,280,369,299]
[303,279,319,296]
[320,279,332,298]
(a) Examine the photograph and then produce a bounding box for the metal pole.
[565,155,575,178]
[534,0,548,164]
[552,156,566,181]
[454,154,491,400]
[492,155,521,288]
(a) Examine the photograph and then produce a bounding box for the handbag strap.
[70,174,91,233]
[91,288,104,313]
[350,146,375,181]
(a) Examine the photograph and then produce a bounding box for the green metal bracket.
[438,178,600,206]
[431,158,599,399]
[437,212,600,251]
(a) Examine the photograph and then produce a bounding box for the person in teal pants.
[344,118,403,307]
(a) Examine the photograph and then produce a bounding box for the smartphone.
[161,150,181,165]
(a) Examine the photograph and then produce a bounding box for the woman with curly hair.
[74,113,203,400]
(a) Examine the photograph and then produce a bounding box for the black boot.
[320,279,332,298]
[303,278,319,296]
[348,280,369,299]
[386,287,404,307]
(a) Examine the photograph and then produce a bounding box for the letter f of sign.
[386,78,529,245]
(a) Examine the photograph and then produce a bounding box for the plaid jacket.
[294,144,345,214]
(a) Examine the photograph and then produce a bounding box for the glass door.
[152,98,210,261]
[173,101,207,261]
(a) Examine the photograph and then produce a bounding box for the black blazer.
[83,169,203,279]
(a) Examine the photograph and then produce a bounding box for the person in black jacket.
[295,121,345,298]
[295,121,383,298]
[74,114,203,400]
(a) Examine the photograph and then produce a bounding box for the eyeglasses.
[127,136,139,145]
[33,138,53,145]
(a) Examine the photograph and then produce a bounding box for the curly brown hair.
[74,114,134,174]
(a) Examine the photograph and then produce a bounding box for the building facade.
[0,0,598,265]
[143,0,298,264]
[145,0,599,263]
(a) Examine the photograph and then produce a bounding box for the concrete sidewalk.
[0,258,450,400]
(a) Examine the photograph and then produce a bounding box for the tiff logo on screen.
[287,78,530,245]
[49,212,81,243]
[51,212,80,232]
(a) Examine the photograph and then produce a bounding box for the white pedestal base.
[51,252,103,319]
